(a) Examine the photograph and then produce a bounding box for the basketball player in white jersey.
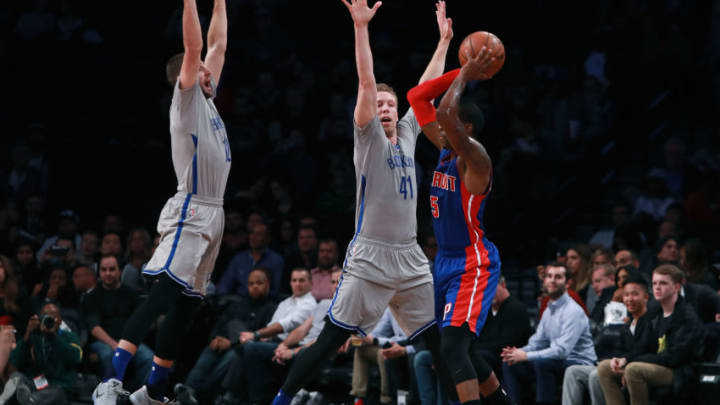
[271,2,458,405]
[92,1,230,405]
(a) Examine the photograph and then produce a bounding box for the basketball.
[458,31,505,79]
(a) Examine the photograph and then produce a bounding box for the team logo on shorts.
[187,208,196,218]
[443,303,452,320]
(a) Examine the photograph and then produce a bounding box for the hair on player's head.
[166,53,184,88]
[458,98,485,139]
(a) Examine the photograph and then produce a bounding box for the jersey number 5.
[430,195,439,218]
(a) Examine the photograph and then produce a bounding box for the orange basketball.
[458,31,505,79]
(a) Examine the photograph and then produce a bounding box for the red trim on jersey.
[450,180,491,329]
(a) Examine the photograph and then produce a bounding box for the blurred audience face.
[591,267,615,296]
[58,218,78,237]
[49,268,67,289]
[248,224,270,250]
[103,215,124,234]
[82,232,99,259]
[280,220,294,243]
[246,212,264,233]
[615,250,635,268]
[616,268,630,288]
[652,272,680,303]
[225,211,244,234]
[657,239,679,262]
[247,269,270,300]
[297,228,318,254]
[657,221,676,239]
[330,270,341,295]
[128,230,149,255]
[543,266,567,300]
[99,256,122,289]
[623,282,648,317]
[592,253,612,268]
[565,249,583,276]
[492,279,510,306]
[16,244,34,266]
[422,236,438,263]
[100,233,122,256]
[73,265,96,292]
[317,241,338,270]
[290,269,311,297]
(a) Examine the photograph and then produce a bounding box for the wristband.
[253,331,261,340]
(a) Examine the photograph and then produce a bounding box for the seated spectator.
[413,350,445,405]
[99,232,124,264]
[241,268,342,404]
[82,255,152,391]
[0,255,32,335]
[614,250,640,269]
[591,248,615,268]
[72,264,97,298]
[78,230,99,266]
[216,268,316,404]
[350,308,416,405]
[473,276,532,379]
[12,243,43,297]
[589,264,619,326]
[502,263,597,405]
[283,226,318,295]
[566,244,597,312]
[310,239,340,301]
[597,264,706,405]
[562,274,651,405]
[39,237,78,278]
[639,235,680,275]
[217,223,284,298]
[183,268,277,401]
[7,303,82,405]
[680,237,719,290]
[32,266,78,313]
[36,210,82,264]
[121,228,153,294]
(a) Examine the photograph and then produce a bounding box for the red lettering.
[432,172,442,188]
[448,175,456,192]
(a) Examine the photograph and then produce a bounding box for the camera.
[41,315,55,330]
[49,246,70,257]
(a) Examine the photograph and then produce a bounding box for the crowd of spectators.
[0,0,718,404]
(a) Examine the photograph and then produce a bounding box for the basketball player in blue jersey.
[269,2,460,405]
[92,1,230,405]
[406,48,513,405]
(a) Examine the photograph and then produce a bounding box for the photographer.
[9,303,82,405]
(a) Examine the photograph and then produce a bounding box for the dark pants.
[242,341,281,403]
[502,358,581,404]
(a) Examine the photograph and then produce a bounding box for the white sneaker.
[92,378,130,405]
[129,386,170,405]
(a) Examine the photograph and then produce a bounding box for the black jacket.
[475,296,532,354]
[590,286,617,325]
[211,295,277,340]
[632,297,706,368]
[683,282,720,324]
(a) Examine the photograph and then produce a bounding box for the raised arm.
[417,1,453,84]
[436,48,495,195]
[178,0,203,90]
[342,0,382,128]
[204,0,227,85]
[406,68,459,149]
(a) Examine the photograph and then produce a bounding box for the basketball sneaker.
[93,379,130,405]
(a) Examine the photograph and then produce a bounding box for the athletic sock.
[147,361,171,401]
[110,347,133,381]
[271,389,293,405]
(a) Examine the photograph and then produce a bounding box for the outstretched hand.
[341,0,382,26]
[461,46,496,81]
[435,1,453,42]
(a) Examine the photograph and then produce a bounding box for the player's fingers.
[341,0,352,10]
[371,1,382,12]
[447,18,452,29]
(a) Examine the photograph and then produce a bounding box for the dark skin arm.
[436,47,495,195]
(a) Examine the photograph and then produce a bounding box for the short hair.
[166,53,184,87]
[655,235,679,254]
[291,267,311,280]
[545,261,570,280]
[458,100,485,139]
[318,238,337,247]
[624,273,649,293]
[653,264,685,284]
[249,267,272,286]
[376,83,398,103]
[99,254,120,267]
[592,247,615,263]
[592,263,616,279]
[297,225,317,237]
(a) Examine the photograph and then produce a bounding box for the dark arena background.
[0,0,718,404]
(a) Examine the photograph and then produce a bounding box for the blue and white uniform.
[144,80,231,296]
[329,109,435,338]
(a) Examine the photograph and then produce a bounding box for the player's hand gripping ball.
[458,31,505,79]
